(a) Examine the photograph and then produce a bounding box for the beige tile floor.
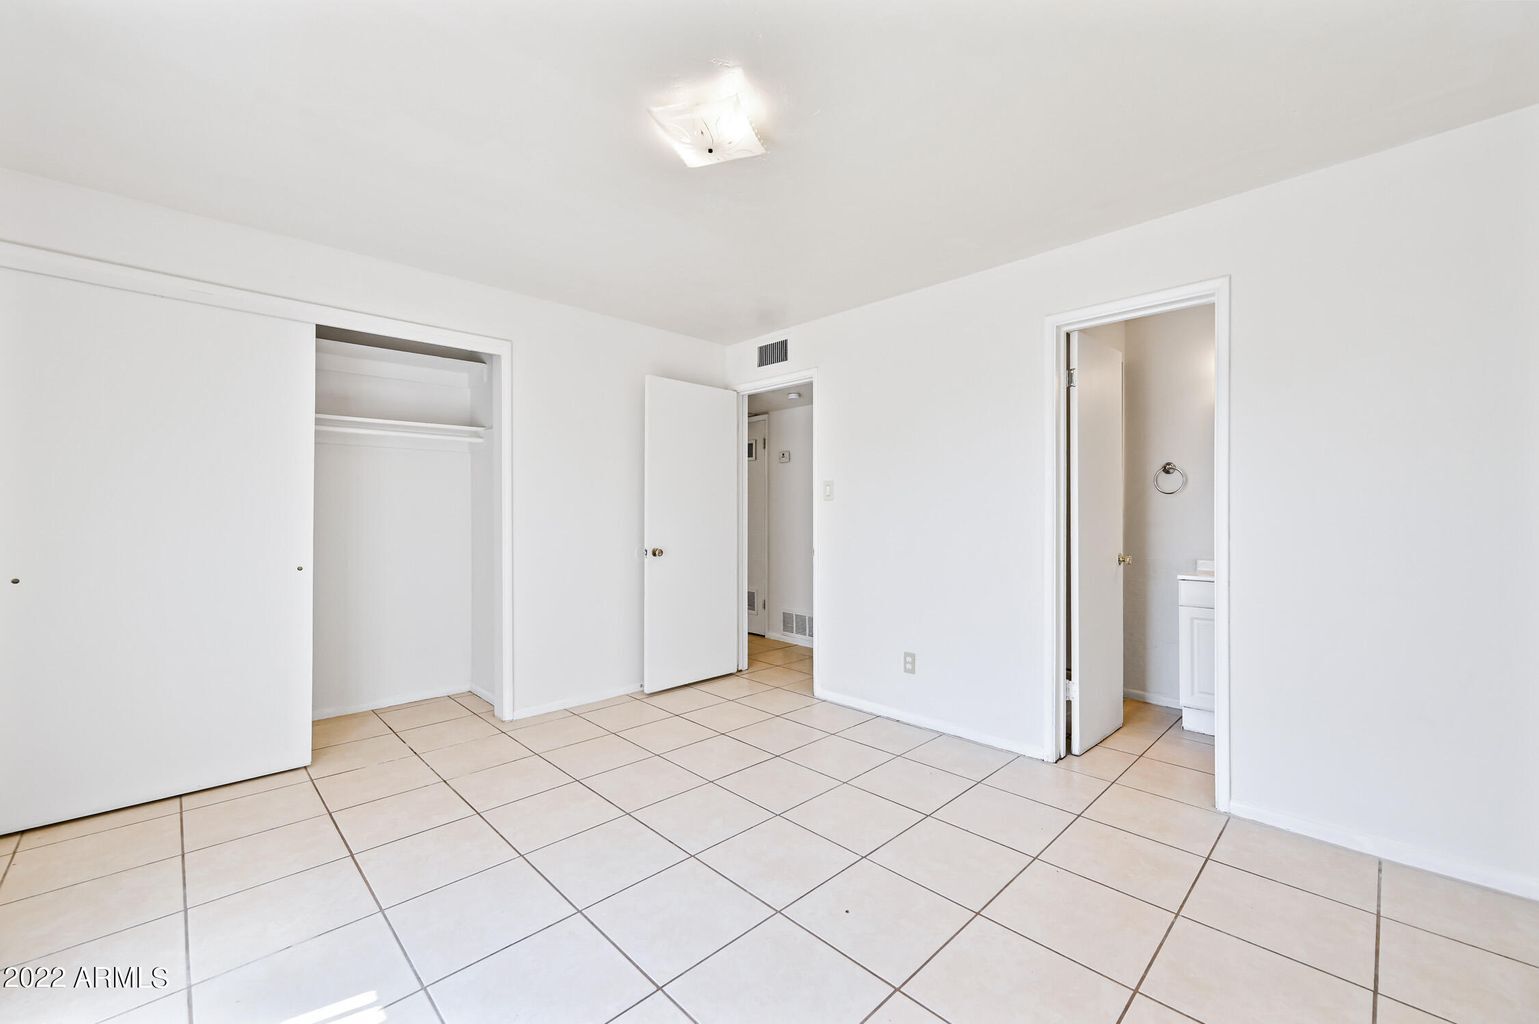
[3,635,1537,1022]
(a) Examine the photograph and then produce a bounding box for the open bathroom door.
[1069,329,1127,754]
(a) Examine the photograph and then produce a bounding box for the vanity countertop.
[1177,570,1215,583]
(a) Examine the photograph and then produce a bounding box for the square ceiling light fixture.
[649,88,765,168]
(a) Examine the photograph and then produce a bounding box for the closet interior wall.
[313,328,496,718]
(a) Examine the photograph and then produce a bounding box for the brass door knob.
[1117,553,1134,566]
[650,548,665,557]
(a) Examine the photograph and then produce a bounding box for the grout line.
[1373,859,1383,1024]
[0,853,186,913]
[891,716,1184,1023]
[0,839,18,896]
[386,989,444,1024]
[1207,857,1379,917]
[180,773,314,812]
[1113,717,1224,1024]
[393,668,917,1017]
[508,686,1379,1020]
[183,852,355,912]
[618,694,1100,1017]
[595,685,1536,983]
[0,910,191,978]
[367,695,677,1017]
[170,907,387,993]
[274,769,437,1020]
[178,796,193,1022]
[9,802,185,854]
[4,672,804,1014]
[1379,916,1539,970]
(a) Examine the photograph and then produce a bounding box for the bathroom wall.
[1122,306,1217,707]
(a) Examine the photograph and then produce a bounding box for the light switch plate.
[822,480,834,501]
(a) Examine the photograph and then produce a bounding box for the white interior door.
[0,269,314,835]
[644,375,739,692]
[1070,329,1127,754]
[746,414,769,636]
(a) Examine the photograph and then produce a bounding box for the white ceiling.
[3,2,1536,343]
[748,382,814,415]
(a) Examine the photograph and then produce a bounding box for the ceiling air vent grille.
[757,339,788,367]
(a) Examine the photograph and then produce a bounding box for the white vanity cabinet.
[1177,572,1216,734]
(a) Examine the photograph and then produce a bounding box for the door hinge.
[1065,367,1077,389]
[1066,678,1079,701]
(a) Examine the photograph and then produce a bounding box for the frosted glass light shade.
[649,93,766,168]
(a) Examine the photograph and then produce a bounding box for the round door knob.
[650,548,665,557]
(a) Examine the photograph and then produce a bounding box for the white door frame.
[1042,278,1231,810]
[734,369,818,674]
[0,241,517,722]
[745,412,770,639]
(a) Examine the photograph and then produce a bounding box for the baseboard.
[1228,799,1539,902]
[763,632,813,649]
[1123,688,1180,710]
[813,686,1044,760]
[509,684,640,721]
[313,685,469,721]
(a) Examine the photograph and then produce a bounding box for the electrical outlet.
[903,652,916,674]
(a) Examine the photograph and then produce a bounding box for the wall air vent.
[757,339,788,367]
[747,591,758,612]
[781,611,814,639]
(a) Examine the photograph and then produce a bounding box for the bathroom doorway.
[737,373,816,686]
[1044,280,1231,809]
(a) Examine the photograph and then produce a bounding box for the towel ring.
[1154,461,1186,495]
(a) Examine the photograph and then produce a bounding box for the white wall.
[0,168,726,720]
[767,405,815,639]
[1123,307,1215,708]
[314,440,474,717]
[723,106,1539,897]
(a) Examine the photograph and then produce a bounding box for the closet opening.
[1045,280,1230,811]
[312,325,510,721]
[740,378,815,687]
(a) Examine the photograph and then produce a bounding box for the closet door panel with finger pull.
[0,268,314,835]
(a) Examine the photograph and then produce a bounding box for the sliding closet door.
[0,269,314,835]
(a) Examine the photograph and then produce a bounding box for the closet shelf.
[314,413,487,443]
